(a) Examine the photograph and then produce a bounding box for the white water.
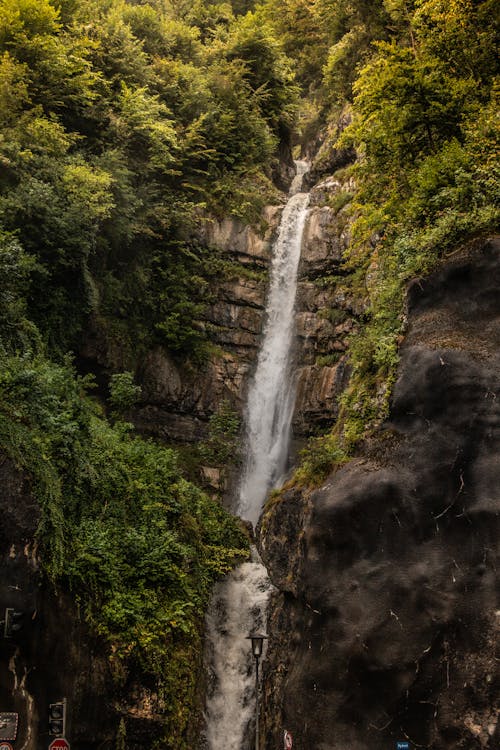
[204,549,273,750]
[237,160,310,525]
[204,161,309,750]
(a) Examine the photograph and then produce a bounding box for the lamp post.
[247,633,268,750]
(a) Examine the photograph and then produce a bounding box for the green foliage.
[315,352,342,367]
[0,0,298,359]
[0,230,38,352]
[261,0,328,89]
[328,190,354,214]
[199,399,241,466]
[223,10,299,133]
[0,347,249,746]
[295,431,349,486]
[108,371,141,415]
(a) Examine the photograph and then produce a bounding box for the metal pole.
[255,655,260,750]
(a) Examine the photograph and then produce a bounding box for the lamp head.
[247,633,268,658]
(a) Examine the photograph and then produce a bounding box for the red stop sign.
[49,740,70,750]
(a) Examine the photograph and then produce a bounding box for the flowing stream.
[204,161,310,749]
[237,160,310,525]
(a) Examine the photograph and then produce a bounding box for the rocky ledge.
[259,237,500,750]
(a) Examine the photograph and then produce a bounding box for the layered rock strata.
[259,237,500,750]
[292,175,358,436]
[80,206,283,446]
[132,190,358,447]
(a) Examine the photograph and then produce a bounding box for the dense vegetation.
[0,0,296,359]
[265,0,499,480]
[0,234,249,748]
[0,0,498,743]
[0,347,248,745]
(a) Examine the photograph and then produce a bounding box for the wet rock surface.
[291,173,357,437]
[260,237,500,750]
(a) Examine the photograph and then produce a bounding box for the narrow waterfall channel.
[238,160,310,525]
[203,162,310,749]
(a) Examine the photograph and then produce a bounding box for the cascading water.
[203,551,273,750]
[203,161,310,750]
[237,160,310,525]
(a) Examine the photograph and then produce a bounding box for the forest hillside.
[0,0,498,748]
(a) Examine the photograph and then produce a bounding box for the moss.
[317,307,348,325]
[329,190,354,214]
[315,352,342,367]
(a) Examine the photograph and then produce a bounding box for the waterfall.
[204,549,273,750]
[237,160,310,525]
[203,161,309,749]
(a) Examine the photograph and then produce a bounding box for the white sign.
[284,729,293,749]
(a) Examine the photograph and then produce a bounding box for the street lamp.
[247,633,268,750]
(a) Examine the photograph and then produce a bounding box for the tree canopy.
[0,0,298,358]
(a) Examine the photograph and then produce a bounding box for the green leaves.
[0,0,299,360]
[108,370,141,415]
[199,398,241,466]
[0,346,249,745]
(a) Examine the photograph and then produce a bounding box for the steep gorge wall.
[79,170,357,470]
[259,237,500,750]
[138,182,360,450]
[0,160,353,749]
[1,157,350,749]
[127,192,356,450]
[133,207,282,445]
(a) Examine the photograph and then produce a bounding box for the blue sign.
[396,743,410,750]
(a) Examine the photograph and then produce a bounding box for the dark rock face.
[260,238,500,750]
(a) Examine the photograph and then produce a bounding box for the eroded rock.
[199,205,283,267]
[299,206,345,277]
[134,348,251,442]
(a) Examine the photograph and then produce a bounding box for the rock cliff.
[259,236,500,750]
[80,206,283,446]
[293,174,358,437]
[130,172,359,454]
[79,172,358,475]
